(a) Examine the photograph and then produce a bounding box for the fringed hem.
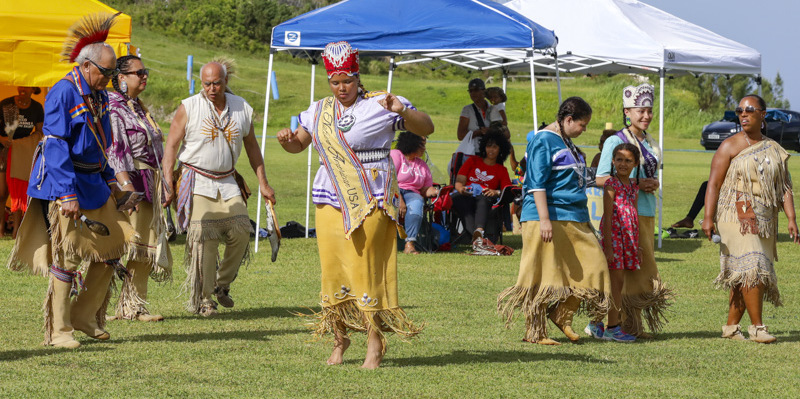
[299,300,423,352]
[114,275,149,320]
[497,285,609,342]
[714,266,781,307]
[42,279,54,346]
[621,278,674,335]
[127,245,173,283]
[186,215,252,243]
[182,240,206,313]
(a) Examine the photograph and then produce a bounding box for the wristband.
[119,180,132,188]
[399,104,408,115]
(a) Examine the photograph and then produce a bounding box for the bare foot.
[671,217,694,229]
[326,336,350,365]
[361,330,384,369]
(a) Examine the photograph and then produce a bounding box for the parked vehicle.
[701,109,800,151]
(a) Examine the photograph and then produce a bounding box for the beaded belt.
[319,148,390,165]
[72,160,102,174]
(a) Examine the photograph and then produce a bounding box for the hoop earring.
[120,81,128,93]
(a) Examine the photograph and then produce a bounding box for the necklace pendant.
[337,114,356,132]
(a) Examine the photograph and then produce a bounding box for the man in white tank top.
[163,61,276,316]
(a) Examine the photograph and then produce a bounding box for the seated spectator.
[672,181,708,229]
[391,132,439,254]
[452,127,512,244]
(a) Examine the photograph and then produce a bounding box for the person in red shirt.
[453,128,512,243]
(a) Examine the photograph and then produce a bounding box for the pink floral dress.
[601,176,640,270]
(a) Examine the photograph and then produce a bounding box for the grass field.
[1,144,799,398]
[2,26,800,398]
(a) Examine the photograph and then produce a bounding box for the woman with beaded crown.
[593,83,673,339]
[702,94,798,343]
[105,55,172,322]
[276,41,433,369]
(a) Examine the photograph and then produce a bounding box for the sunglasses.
[88,59,120,78]
[734,105,764,115]
[122,68,149,78]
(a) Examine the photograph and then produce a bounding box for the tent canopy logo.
[285,31,301,46]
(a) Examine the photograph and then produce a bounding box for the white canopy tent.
[253,0,556,249]
[500,0,762,247]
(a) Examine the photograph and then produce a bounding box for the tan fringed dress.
[298,93,423,347]
[715,139,791,305]
[498,129,611,343]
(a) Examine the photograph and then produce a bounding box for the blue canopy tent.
[255,0,557,246]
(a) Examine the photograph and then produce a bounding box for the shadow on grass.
[386,349,613,367]
[0,346,112,361]
[167,306,315,321]
[655,239,703,254]
[127,328,301,343]
[653,330,733,340]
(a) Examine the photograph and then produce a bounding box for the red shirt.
[457,156,511,190]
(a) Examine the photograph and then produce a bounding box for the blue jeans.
[400,189,424,241]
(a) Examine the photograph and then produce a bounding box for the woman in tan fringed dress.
[498,97,611,345]
[276,41,433,368]
[702,95,798,343]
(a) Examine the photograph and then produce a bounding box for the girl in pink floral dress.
[586,143,640,342]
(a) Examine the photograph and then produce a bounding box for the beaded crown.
[622,83,654,108]
[322,41,359,79]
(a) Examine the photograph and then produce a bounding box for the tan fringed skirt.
[309,205,422,344]
[621,216,674,335]
[8,197,136,275]
[715,220,781,306]
[498,220,610,342]
[128,201,172,281]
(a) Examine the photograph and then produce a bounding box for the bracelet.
[399,104,408,115]
[119,180,132,188]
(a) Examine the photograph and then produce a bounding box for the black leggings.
[451,192,492,234]
[686,181,708,220]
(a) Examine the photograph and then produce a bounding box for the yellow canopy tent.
[0,0,135,100]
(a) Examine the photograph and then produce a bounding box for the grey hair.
[199,62,227,79]
[75,42,113,65]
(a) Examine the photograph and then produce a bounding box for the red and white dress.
[601,176,640,270]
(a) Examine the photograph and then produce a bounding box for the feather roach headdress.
[208,56,236,93]
[61,12,121,63]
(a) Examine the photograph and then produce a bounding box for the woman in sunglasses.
[703,95,798,343]
[105,55,172,322]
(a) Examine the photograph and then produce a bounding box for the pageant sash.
[312,96,377,238]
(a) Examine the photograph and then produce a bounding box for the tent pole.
[657,68,665,249]
[554,52,562,104]
[387,57,395,92]
[305,61,317,238]
[502,68,508,93]
[528,49,538,129]
[756,74,762,96]
[255,50,275,252]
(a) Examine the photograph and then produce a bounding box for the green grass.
[2,26,800,398]
[1,145,799,398]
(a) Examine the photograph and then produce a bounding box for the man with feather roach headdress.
[7,12,137,349]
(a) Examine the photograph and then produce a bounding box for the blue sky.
[636,0,798,108]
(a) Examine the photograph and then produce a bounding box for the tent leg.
[256,51,275,252]
[528,49,538,129]
[657,69,665,249]
[305,62,317,238]
[502,68,508,93]
[554,52,562,105]
[387,57,395,92]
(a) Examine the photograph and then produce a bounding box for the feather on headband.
[61,12,122,63]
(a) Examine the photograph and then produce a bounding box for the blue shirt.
[28,67,116,210]
[521,130,590,223]
[596,134,657,217]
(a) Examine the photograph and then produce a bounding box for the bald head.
[200,62,228,108]
[200,62,227,79]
